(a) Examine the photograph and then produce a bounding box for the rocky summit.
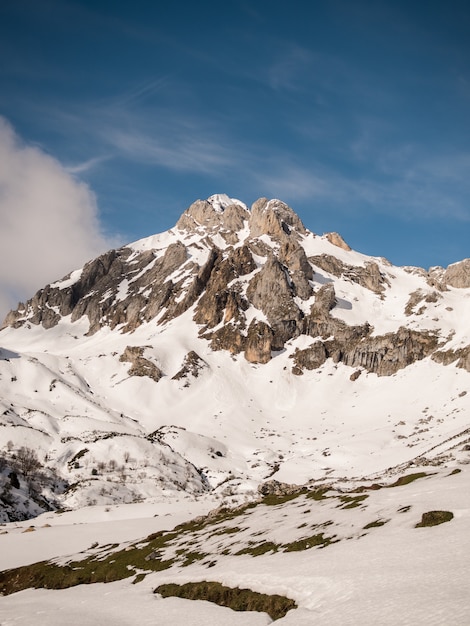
[0,194,469,521]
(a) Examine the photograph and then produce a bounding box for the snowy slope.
[1,463,469,624]
[0,195,469,624]
[0,195,469,519]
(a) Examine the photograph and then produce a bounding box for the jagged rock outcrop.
[2,195,467,378]
[310,255,389,295]
[404,289,442,316]
[279,240,313,300]
[246,255,303,349]
[3,242,192,335]
[244,320,274,364]
[193,246,254,329]
[432,345,470,372]
[258,479,301,496]
[331,327,439,376]
[172,351,209,384]
[291,342,327,375]
[290,320,438,377]
[176,195,250,244]
[442,259,470,288]
[307,284,337,324]
[325,232,351,251]
[249,198,307,241]
[119,346,163,382]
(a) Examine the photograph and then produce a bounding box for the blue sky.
[0,0,469,313]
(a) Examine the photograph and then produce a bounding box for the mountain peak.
[2,195,470,375]
[176,195,307,244]
[1,194,470,520]
[206,193,246,212]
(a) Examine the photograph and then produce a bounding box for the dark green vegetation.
[0,529,177,595]
[415,510,454,527]
[0,469,460,601]
[235,541,280,556]
[154,581,297,621]
[260,490,306,506]
[338,494,369,509]
[283,532,333,551]
[387,472,429,487]
[363,519,389,529]
[306,487,330,500]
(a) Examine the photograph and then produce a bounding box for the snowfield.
[1,195,469,623]
[1,465,469,624]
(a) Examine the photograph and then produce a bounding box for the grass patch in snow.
[415,510,454,527]
[181,551,208,567]
[154,581,297,621]
[387,472,429,487]
[305,487,330,500]
[283,532,334,551]
[213,526,243,536]
[261,492,304,506]
[338,494,369,509]
[397,505,411,513]
[132,573,147,584]
[363,519,389,529]
[0,529,178,595]
[235,541,280,556]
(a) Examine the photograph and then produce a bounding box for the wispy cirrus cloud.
[251,146,470,224]
[65,155,111,174]
[104,124,235,174]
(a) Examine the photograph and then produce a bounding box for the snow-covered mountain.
[1,194,469,520]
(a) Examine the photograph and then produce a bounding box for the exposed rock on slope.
[1,194,470,519]
[442,259,470,288]
[120,346,163,382]
[172,351,208,384]
[2,195,469,375]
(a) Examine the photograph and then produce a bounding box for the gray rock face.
[310,255,389,295]
[193,246,254,329]
[246,255,304,351]
[172,351,208,384]
[432,345,470,373]
[119,346,163,382]
[176,198,250,244]
[247,256,302,325]
[308,283,336,320]
[244,320,274,364]
[325,232,351,251]
[279,240,313,300]
[291,342,327,375]
[336,327,438,376]
[442,259,470,288]
[249,198,307,240]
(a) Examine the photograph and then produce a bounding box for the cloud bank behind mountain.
[0,118,115,319]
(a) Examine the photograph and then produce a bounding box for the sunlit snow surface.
[1,468,469,624]
[1,206,470,623]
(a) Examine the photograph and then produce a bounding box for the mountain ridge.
[0,195,469,521]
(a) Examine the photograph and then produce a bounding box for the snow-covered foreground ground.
[1,466,469,625]
[0,497,218,571]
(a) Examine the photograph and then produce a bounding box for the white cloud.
[0,117,116,320]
